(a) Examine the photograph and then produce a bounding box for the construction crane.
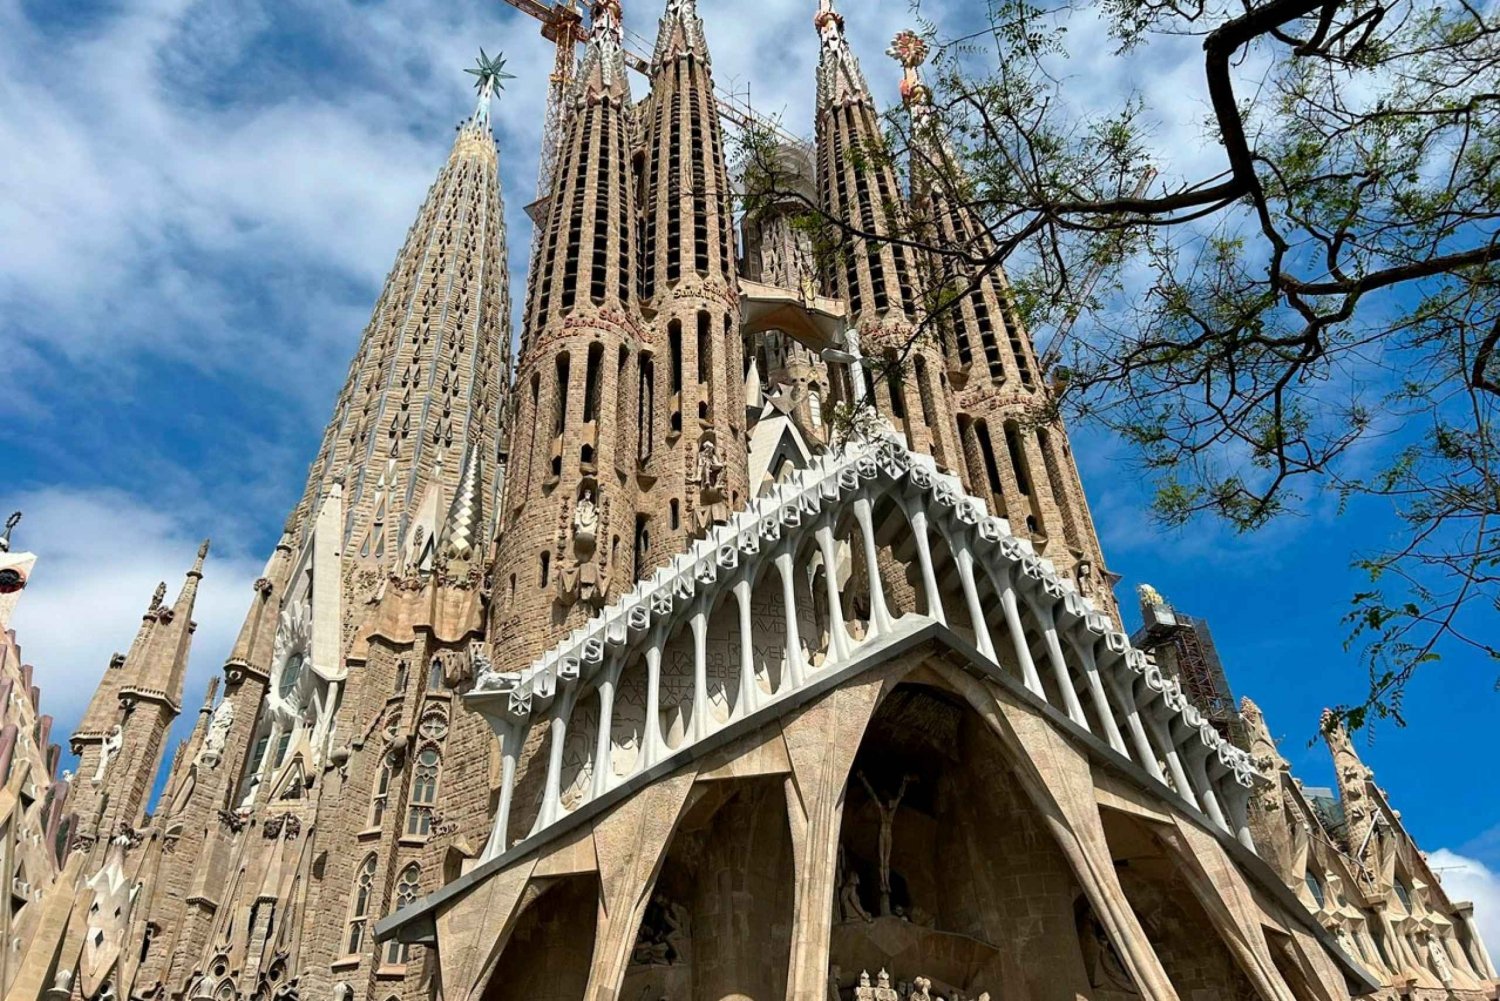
[499,0,808,205]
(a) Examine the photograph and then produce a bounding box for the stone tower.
[66,543,207,855]
[890,31,1113,600]
[495,0,645,675]
[813,0,961,469]
[638,0,748,548]
[19,61,515,1001]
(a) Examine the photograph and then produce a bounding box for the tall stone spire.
[495,0,647,673]
[69,542,208,847]
[640,0,748,551]
[813,1,961,469]
[289,53,512,586]
[887,30,1112,600]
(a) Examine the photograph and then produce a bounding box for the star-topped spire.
[464,48,515,130]
[814,0,870,108]
[575,0,631,104]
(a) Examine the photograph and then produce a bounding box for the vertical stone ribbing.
[288,114,510,581]
[493,0,646,679]
[893,34,1111,600]
[639,0,748,560]
[813,0,960,470]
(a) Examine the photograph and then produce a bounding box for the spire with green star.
[465,49,515,129]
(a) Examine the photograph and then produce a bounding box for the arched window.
[383,865,423,966]
[368,762,392,828]
[346,854,378,955]
[427,659,444,693]
[406,747,441,836]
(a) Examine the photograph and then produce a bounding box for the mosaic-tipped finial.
[0,511,19,554]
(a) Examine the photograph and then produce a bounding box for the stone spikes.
[440,440,485,561]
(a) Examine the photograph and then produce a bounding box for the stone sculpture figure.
[874,969,899,1001]
[858,770,915,916]
[195,699,236,767]
[561,491,604,606]
[1427,931,1454,984]
[854,971,875,1001]
[149,581,167,611]
[839,869,873,922]
[827,965,843,1001]
[693,439,730,529]
[93,724,124,787]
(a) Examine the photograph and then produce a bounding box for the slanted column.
[907,506,945,625]
[486,716,528,858]
[537,690,574,830]
[1072,639,1127,755]
[734,579,759,715]
[954,547,997,662]
[1457,903,1498,978]
[644,636,666,767]
[1142,698,1195,807]
[775,551,808,689]
[853,496,894,635]
[691,602,710,739]
[814,523,852,662]
[1178,724,1229,831]
[995,565,1045,695]
[593,658,622,798]
[1038,605,1089,728]
[1105,671,1167,784]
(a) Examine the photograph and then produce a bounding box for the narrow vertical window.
[369,762,391,828]
[346,854,378,955]
[383,865,423,966]
[406,747,441,837]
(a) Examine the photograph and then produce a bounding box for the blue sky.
[2,0,1495,945]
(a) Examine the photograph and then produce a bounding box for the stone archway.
[827,681,1097,1001]
[619,777,796,1000]
[482,874,599,1001]
[1099,808,1261,1000]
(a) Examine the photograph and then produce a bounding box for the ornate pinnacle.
[464,49,515,128]
[190,538,211,577]
[0,511,18,554]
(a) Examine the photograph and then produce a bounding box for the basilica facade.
[1,1,1494,1000]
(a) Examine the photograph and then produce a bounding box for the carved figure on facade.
[839,867,873,923]
[692,438,730,530]
[195,699,236,768]
[94,724,124,786]
[858,770,915,916]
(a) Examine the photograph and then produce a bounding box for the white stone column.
[1038,605,1089,728]
[995,565,1045,696]
[486,716,527,858]
[955,547,997,663]
[734,579,758,715]
[644,637,665,767]
[690,602,710,740]
[906,506,945,625]
[775,551,808,690]
[853,496,894,635]
[592,658,621,798]
[814,524,852,663]
[1457,903,1498,978]
[537,689,574,830]
[1071,638,1127,755]
[1104,671,1167,784]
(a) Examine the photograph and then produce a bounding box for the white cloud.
[2,488,262,759]
[1427,849,1500,964]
